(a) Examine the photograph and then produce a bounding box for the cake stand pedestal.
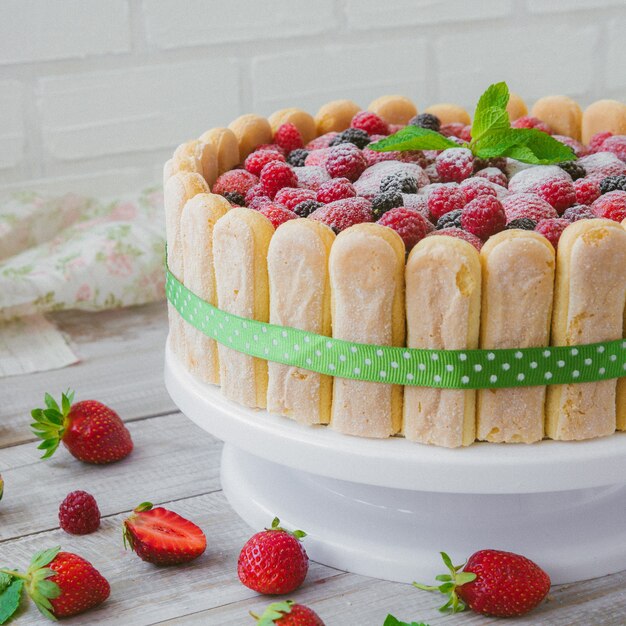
[165,344,626,585]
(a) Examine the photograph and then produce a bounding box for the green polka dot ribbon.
[166,268,626,390]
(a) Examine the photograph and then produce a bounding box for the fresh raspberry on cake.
[245,184,272,208]
[508,165,575,213]
[591,190,626,221]
[427,184,467,220]
[472,157,507,174]
[274,187,316,210]
[293,165,331,190]
[325,143,367,181]
[378,207,433,251]
[304,148,332,168]
[363,147,403,166]
[473,167,508,188]
[502,192,558,223]
[274,123,304,154]
[574,177,601,205]
[562,204,596,222]
[316,177,356,203]
[436,148,474,183]
[461,196,506,240]
[579,152,626,178]
[459,177,499,203]
[255,143,285,155]
[306,132,338,150]
[512,116,552,134]
[535,218,570,249]
[351,110,389,136]
[424,163,442,183]
[601,135,626,162]
[260,161,298,198]
[588,131,613,152]
[244,149,286,177]
[309,197,373,233]
[401,193,430,219]
[440,122,467,138]
[259,203,299,229]
[213,169,259,196]
[552,135,589,157]
[427,227,483,250]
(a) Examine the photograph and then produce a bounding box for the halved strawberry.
[123,502,206,565]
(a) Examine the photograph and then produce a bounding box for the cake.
[165,87,626,448]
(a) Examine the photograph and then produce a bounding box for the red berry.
[363,147,403,167]
[245,184,272,209]
[256,143,286,155]
[260,161,298,199]
[325,144,367,182]
[59,490,100,535]
[552,134,588,157]
[377,207,433,252]
[579,152,626,178]
[473,167,508,188]
[459,177,498,203]
[316,177,357,203]
[252,601,325,626]
[259,203,299,229]
[502,192,558,223]
[274,123,304,154]
[591,190,626,221]
[427,184,467,220]
[274,187,316,210]
[309,197,373,233]
[436,148,474,183]
[562,204,596,222]
[509,166,575,213]
[535,217,570,249]
[461,196,506,240]
[245,150,285,177]
[427,227,483,251]
[512,116,552,134]
[293,165,331,190]
[213,169,259,196]
[351,110,389,136]
[238,518,309,595]
[304,148,332,168]
[440,123,467,138]
[401,193,430,220]
[601,135,626,162]
[573,177,601,205]
[589,131,613,152]
[306,132,338,150]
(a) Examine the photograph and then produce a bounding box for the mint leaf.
[383,615,429,626]
[503,128,576,163]
[368,126,461,152]
[471,81,510,140]
[0,579,24,624]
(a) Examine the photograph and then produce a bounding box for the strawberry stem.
[30,390,75,460]
[0,568,29,580]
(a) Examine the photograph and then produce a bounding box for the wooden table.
[1,302,625,625]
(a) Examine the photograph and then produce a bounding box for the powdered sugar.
[354,161,429,198]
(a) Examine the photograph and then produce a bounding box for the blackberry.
[380,173,419,194]
[435,209,463,230]
[599,175,626,194]
[557,161,586,181]
[505,218,536,230]
[287,148,308,167]
[222,191,246,206]
[293,199,323,217]
[371,190,403,220]
[328,128,371,149]
[408,113,441,132]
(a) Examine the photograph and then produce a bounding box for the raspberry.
[436,208,463,230]
[427,227,483,251]
[59,490,100,535]
[535,218,569,249]
[502,192,558,223]
[213,169,258,196]
[562,204,595,222]
[316,177,357,204]
[293,165,331,190]
[427,184,467,219]
[259,161,298,199]
[506,217,537,230]
[274,187,316,210]
[589,131,613,153]
[461,196,506,240]
[286,148,309,167]
[473,167,508,188]
[363,147,404,167]
[274,123,304,154]
[244,149,286,177]
[459,177,498,203]
[351,111,389,136]
[424,163,441,183]
[552,135,588,158]
[512,116,552,134]
[459,125,473,142]
[599,175,626,194]
[309,197,373,233]
[409,113,441,132]
[325,144,367,181]
[557,161,586,181]
[401,194,430,220]
[304,148,332,168]
[258,203,298,229]
[372,190,403,219]
[509,166,575,213]
[579,152,626,178]
[436,148,474,183]
[245,184,271,208]
[472,157,507,174]
[222,191,245,207]
[440,123,467,138]
[380,173,419,194]
[377,207,433,252]
[255,143,285,155]
[329,128,371,149]
[574,178,601,205]
[293,199,323,217]
[600,135,626,162]
[591,190,626,222]
[306,132,338,150]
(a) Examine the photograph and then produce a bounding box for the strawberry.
[123,502,207,565]
[31,390,133,464]
[238,517,309,595]
[0,546,110,621]
[250,600,325,625]
[413,550,550,617]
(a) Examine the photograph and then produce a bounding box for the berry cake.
[165,91,626,448]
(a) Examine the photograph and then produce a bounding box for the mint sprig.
[368,82,576,165]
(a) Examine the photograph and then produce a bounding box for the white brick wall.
[1,0,625,197]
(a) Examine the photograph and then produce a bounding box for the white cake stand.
[165,343,626,585]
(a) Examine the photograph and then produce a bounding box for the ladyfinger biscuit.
[268,108,317,145]
[329,223,405,438]
[424,103,471,126]
[181,193,230,385]
[267,220,336,425]
[531,96,582,141]
[618,216,626,431]
[546,219,626,440]
[315,99,361,135]
[163,154,202,187]
[403,237,481,448]
[477,231,555,443]
[212,208,274,408]
[367,95,417,125]
[228,114,272,160]
[199,127,240,175]
[506,93,528,121]
[173,140,217,186]
[582,100,626,145]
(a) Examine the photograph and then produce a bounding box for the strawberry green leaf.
[254,600,293,625]
[61,391,73,416]
[28,548,60,572]
[0,579,23,624]
[44,393,60,413]
[471,82,510,140]
[368,126,461,152]
[383,615,430,626]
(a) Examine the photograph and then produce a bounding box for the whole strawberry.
[123,502,206,565]
[250,600,324,625]
[31,391,133,464]
[413,550,550,617]
[0,546,110,621]
[238,517,309,595]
